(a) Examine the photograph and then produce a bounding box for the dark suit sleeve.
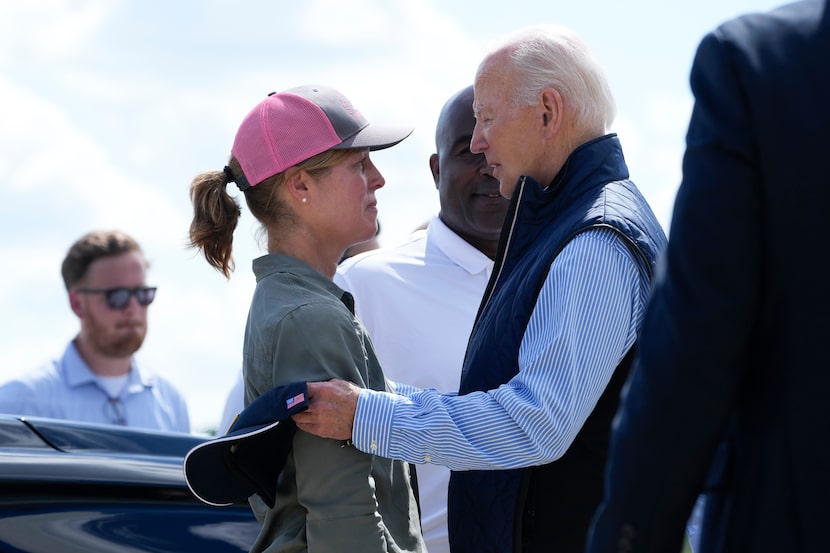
[586,27,763,553]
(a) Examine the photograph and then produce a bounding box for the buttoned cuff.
[352,387,399,458]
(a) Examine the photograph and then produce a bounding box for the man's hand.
[293,379,360,441]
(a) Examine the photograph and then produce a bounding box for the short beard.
[89,317,146,358]
[98,331,145,358]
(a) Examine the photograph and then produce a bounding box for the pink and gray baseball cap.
[231,84,413,188]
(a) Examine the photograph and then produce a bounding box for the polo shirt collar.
[428,216,494,278]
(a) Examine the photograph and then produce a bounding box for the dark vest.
[447,135,667,553]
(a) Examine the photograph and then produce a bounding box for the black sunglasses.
[76,286,157,310]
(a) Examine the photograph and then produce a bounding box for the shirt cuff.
[353,387,398,458]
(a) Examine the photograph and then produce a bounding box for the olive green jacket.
[243,253,425,553]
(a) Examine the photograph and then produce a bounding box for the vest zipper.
[478,176,526,317]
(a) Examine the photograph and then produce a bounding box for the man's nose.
[470,124,486,154]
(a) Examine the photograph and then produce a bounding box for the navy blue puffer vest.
[447,134,667,553]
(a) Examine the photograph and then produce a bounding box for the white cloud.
[0,0,110,64]
[301,0,393,43]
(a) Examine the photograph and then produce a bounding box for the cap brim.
[183,381,309,508]
[334,124,413,151]
[184,421,284,507]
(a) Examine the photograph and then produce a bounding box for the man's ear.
[429,153,440,189]
[540,88,563,138]
[68,290,84,318]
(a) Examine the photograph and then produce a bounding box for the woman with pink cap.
[188,85,424,553]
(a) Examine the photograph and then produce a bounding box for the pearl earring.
[301,197,308,204]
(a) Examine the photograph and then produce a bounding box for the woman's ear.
[284,167,310,205]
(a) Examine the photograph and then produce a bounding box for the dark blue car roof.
[0,414,209,486]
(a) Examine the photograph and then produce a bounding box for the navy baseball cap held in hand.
[184,381,309,508]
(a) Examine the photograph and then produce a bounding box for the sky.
[0,0,787,434]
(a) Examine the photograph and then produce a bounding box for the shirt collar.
[252,252,352,310]
[428,216,495,278]
[63,340,151,392]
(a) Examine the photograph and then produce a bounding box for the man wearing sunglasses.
[0,230,190,432]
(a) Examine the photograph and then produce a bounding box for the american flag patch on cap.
[286,392,305,409]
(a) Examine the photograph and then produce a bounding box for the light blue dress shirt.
[0,340,190,432]
[352,227,649,470]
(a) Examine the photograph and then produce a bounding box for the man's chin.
[104,334,145,357]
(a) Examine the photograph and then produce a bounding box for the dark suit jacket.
[586,1,830,552]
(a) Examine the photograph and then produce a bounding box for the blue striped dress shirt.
[353,227,650,470]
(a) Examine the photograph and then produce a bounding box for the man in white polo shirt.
[334,84,509,553]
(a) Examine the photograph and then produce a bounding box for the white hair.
[485,24,617,133]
